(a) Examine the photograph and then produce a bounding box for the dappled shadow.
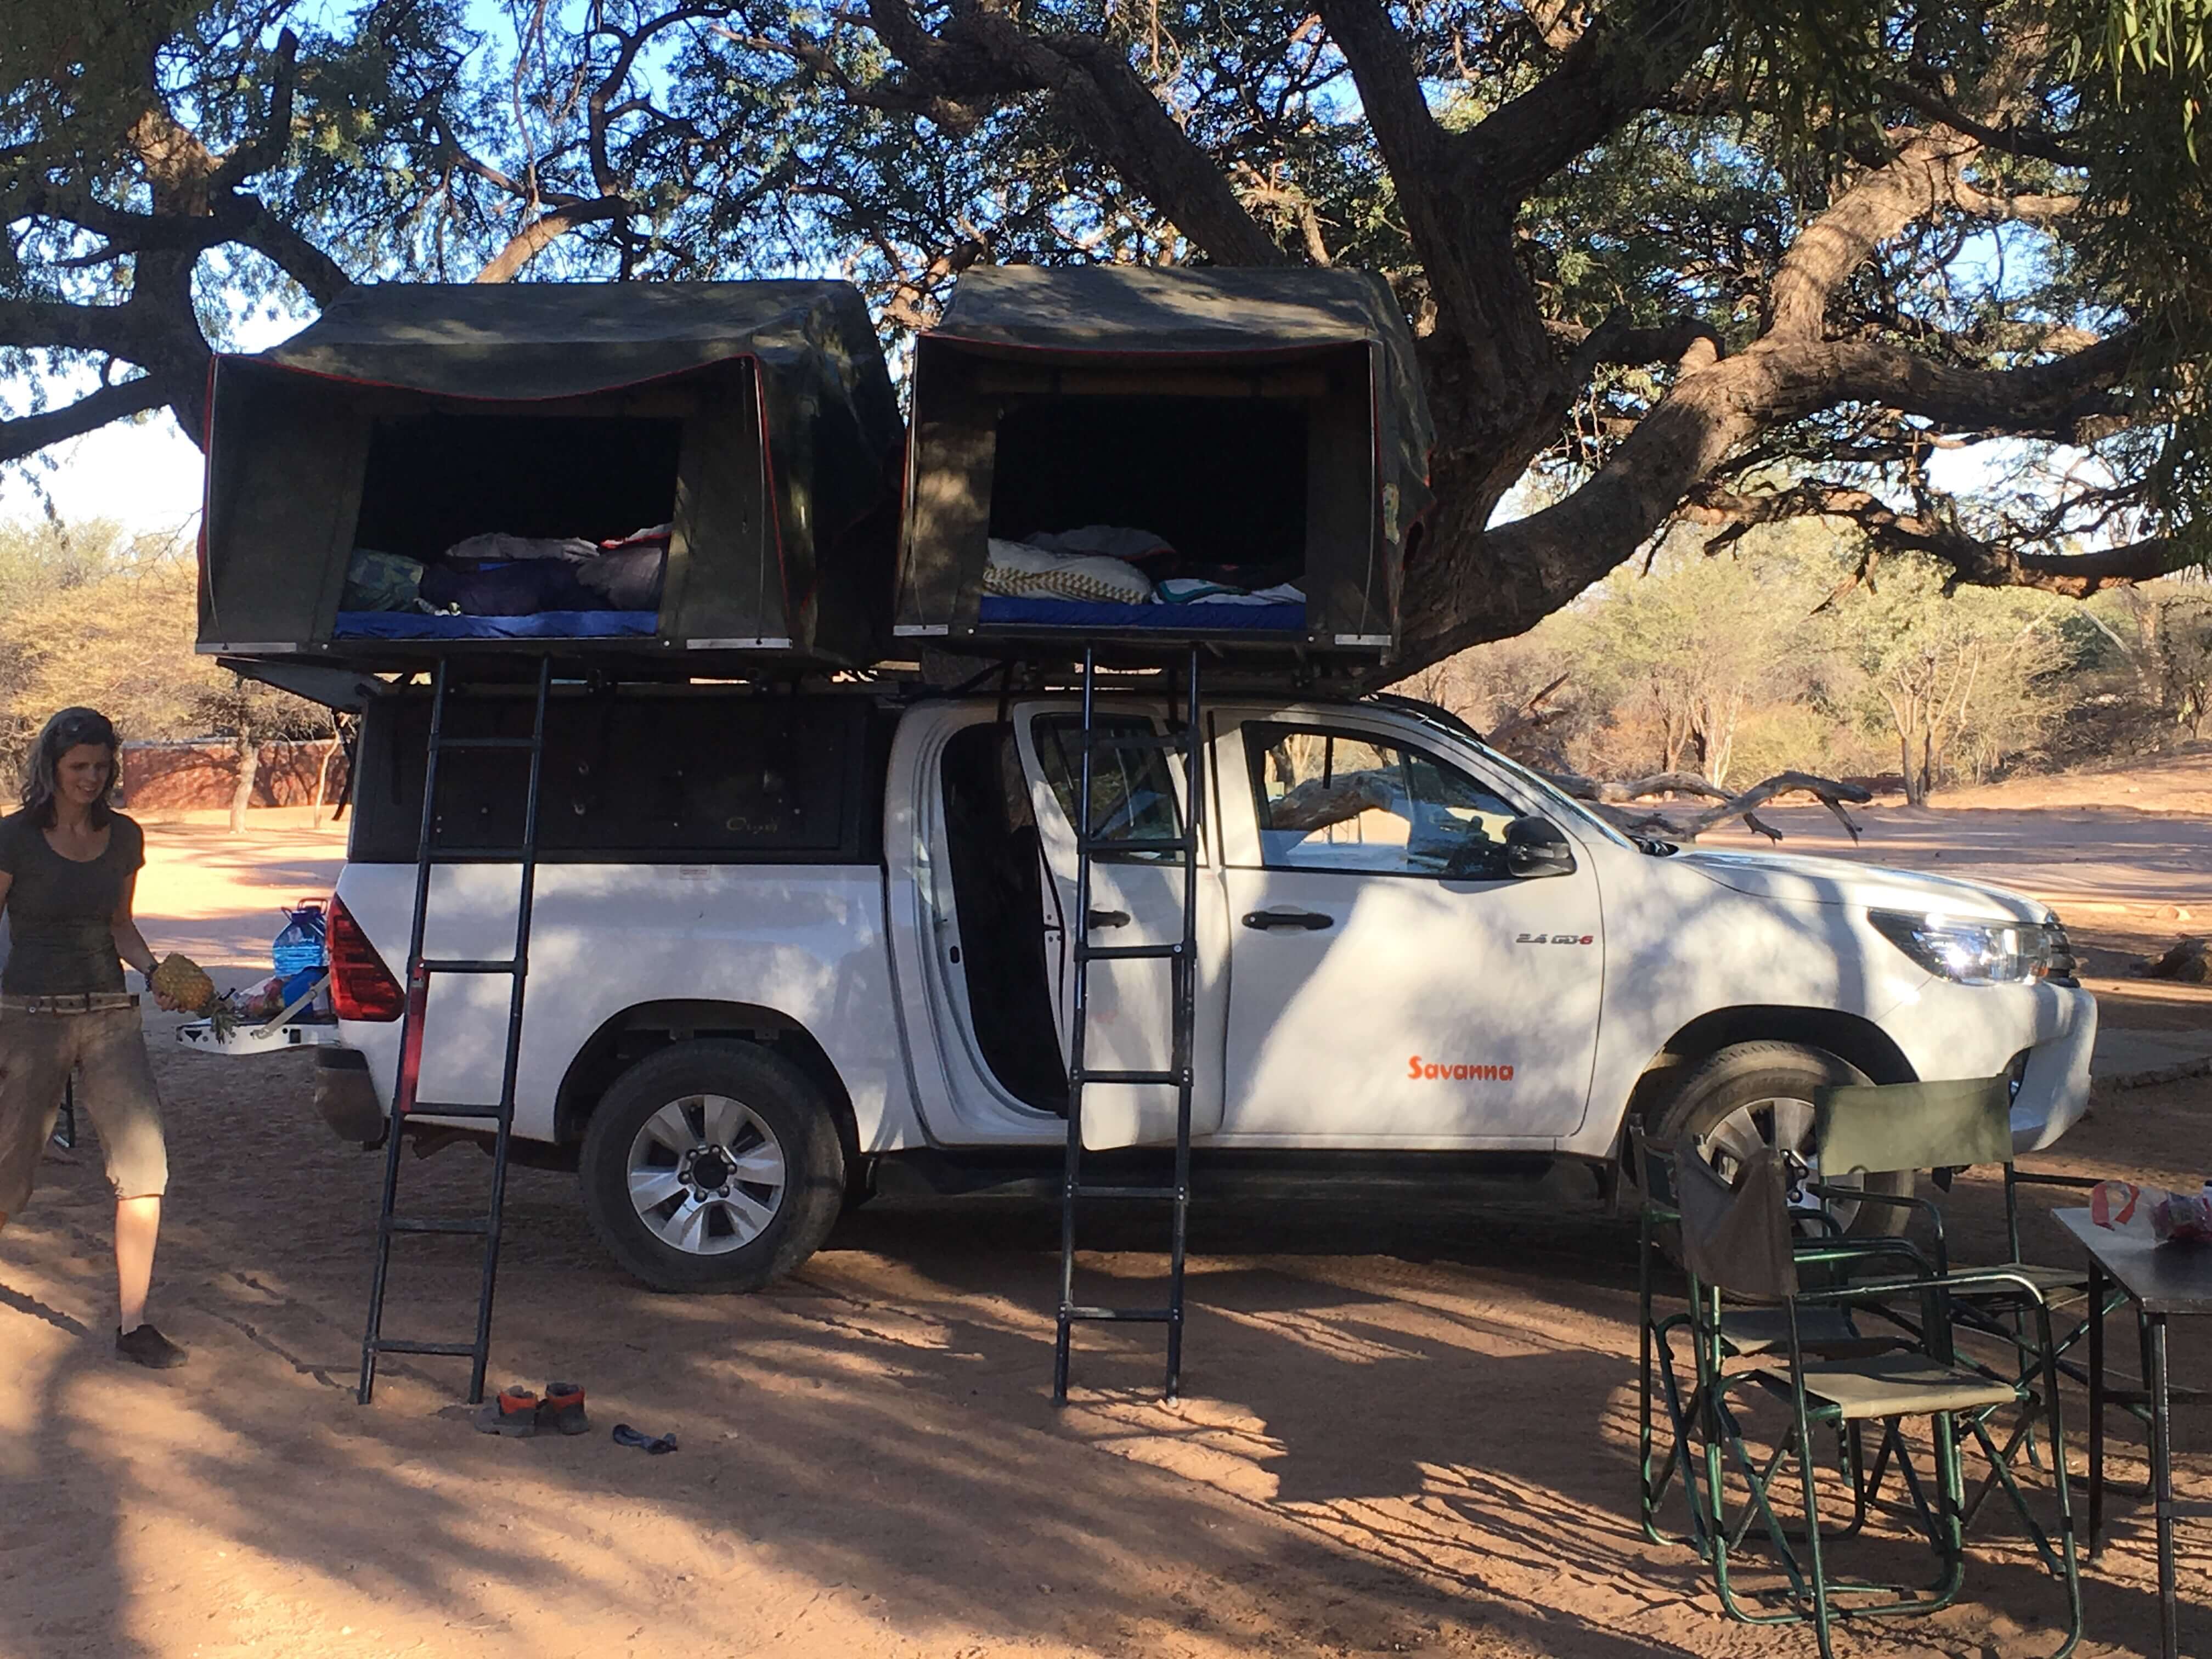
[4,1025,2207,1657]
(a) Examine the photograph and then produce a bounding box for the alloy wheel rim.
[1700,1093,1870,1232]
[624,1092,788,1255]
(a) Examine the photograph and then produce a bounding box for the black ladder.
[1053,644,1204,1404]
[358,657,552,1406]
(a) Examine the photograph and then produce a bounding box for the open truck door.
[1014,703,1228,1150]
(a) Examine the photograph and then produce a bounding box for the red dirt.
[2,786,2207,1658]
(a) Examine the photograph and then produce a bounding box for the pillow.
[984,539,1154,603]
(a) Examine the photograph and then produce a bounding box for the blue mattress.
[333,610,658,640]
[977,598,1304,633]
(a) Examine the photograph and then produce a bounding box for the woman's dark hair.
[21,707,121,828]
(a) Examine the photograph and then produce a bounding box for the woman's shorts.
[0,1003,168,1215]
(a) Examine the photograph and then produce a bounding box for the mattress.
[332,610,659,640]
[976,598,1305,633]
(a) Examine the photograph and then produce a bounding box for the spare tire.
[1655,1040,1914,1238]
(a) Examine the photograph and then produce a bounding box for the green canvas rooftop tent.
[199,281,902,668]
[893,265,1434,664]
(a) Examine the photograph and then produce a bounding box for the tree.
[1819,554,2075,803]
[4,0,2210,676]
[1544,532,1830,785]
[1426,518,2085,801]
[0,521,334,815]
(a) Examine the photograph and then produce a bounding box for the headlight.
[1871,910,2068,986]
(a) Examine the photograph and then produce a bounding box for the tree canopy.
[4,0,2208,675]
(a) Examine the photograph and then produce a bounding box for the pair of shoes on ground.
[116,1324,188,1369]
[475,1381,588,1437]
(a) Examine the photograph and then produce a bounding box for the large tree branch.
[1316,0,1447,192]
[1766,26,2053,342]
[0,375,186,465]
[0,297,158,359]
[224,200,353,305]
[1462,0,1723,201]
[1683,476,2199,600]
[474,196,630,282]
[1401,319,2143,669]
[1876,77,2091,168]
[208,30,301,192]
[1784,330,2140,437]
[1766,130,1976,338]
[847,0,1283,264]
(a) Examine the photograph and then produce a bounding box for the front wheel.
[579,1040,846,1292]
[1655,1041,1914,1237]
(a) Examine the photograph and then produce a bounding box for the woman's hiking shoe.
[473,1385,540,1437]
[537,1381,589,1436]
[115,1324,189,1369]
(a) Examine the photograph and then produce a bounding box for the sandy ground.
[2,781,2209,1659]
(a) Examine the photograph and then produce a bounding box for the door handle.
[1241,909,1334,931]
[1086,907,1132,930]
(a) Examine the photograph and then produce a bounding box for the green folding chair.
[1674,1143,2082,1658]
[1635,1127,1914,1551]
[1810,1075,2123,1520]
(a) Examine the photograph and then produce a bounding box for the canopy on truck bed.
[893,266,1433,665]
[200,281,902,669]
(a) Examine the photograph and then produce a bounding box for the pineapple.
[149,953,217,1014]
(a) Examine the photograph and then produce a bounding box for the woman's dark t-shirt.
[0,810,145,995]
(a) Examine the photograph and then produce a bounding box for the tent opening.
[988,395,1310,590]
[335,410,685,638]
[353,411,683,564]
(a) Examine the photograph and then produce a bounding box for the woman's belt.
[1,991,140,1015]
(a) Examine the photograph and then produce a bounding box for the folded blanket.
[1155,578,1307,607]
[985,538,1155,603]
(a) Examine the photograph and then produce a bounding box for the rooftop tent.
[199,281,903,665]
[893,266,1434,662]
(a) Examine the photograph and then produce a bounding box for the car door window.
[1033,715,1183,863]
[1244,721,1520,877]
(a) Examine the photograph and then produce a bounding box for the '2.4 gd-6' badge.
[1515,932,1594,945]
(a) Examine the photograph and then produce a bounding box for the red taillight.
[328,895,404,1021]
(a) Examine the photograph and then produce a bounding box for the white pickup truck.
[313,684,2095,1291]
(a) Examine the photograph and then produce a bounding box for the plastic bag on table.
[2090,1179,2212,1244]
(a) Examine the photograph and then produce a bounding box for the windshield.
[1378,698,1638,851]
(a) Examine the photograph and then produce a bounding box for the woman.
[0,707,187,1368]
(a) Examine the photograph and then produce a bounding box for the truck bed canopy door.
[200,281,903,665]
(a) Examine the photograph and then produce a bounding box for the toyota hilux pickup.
[311,682,2094,1290]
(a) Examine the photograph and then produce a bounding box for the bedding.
[977,597,1304,631]
[332,610,658,639]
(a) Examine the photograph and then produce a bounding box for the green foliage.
[1417,520,2089,797]
[0,517,328,781]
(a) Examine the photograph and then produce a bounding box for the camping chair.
[1810,1075,2119,1516]
[1674,1143,2082,1659]
[1635,1128,1916,1551]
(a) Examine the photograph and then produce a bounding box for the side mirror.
[1505,816,1576,879]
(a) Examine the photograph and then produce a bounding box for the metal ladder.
[358,657,551,1406]
[1053,644,1204,1404]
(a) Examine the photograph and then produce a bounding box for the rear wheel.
[579,1040,845,1292]
[1655,1041,1914,1237]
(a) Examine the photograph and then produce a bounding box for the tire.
[1655,1041,1915,1238]
[579,1040,847,1293]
